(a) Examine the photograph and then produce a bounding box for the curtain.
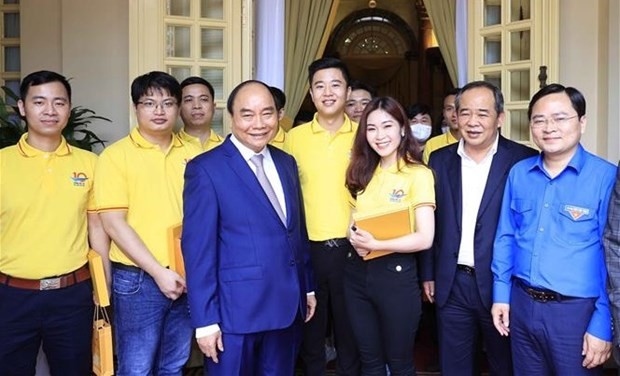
[423,0,458,86]
[284,0,339,125]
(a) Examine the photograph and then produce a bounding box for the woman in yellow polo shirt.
[345,96,435,375]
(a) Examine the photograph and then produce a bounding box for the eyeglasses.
[137,99,178,111]
[530,115,578,128]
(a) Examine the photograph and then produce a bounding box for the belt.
[310,238,350,248]
[457,264,475,275]
[0,264,90,291]
[112,262,142,273]
[517,279,577,303]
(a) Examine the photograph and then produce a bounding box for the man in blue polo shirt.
[491,84,616,375]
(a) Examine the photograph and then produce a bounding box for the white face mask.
[441,126,450,134]
[411,124,432,142]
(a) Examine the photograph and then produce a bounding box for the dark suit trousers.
[344,252,421,376]
[301,241,360,375]
[437,269,512,376]
[205,316,302,376]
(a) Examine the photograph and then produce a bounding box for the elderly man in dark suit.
[420,81,537,375]
[605,164,620,364]
[182,80,316,376]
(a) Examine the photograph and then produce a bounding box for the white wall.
[21,0,130,152]
[607,0,620,164]
[559,0,618,162]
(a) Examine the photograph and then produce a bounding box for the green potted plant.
[0,85,110,151]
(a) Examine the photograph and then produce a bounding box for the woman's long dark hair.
[346,96,423,197]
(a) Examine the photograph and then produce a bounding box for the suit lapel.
[447,150,463,233]
[477,136,511,219]
[223,140,286,227]
[271,147,293,228]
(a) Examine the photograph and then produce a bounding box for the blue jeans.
[112,266,192,376]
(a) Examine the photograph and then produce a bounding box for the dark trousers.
[0,280,94,376]
[301,241,360,375]
[511,282,602,376]
[437,269,512,376]
[206,316,303,376]
[344,252,421,376]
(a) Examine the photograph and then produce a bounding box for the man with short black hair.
[285,57,361,376]
[492,84,615,374]
[96,71,201,374]
[179,76,223,151]
[0,70,110,375]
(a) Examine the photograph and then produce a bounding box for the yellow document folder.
[87,249,110,307]
[352,205,412,260]
[168,223,185,278]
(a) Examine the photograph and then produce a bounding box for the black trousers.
[0,280,93,376]
[344,251,421,376]
[301,241,360,375]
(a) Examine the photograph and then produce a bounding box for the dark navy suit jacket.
[182,137,314,334]
[420,136,537,310]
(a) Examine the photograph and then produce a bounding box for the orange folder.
[87,249,110,307]
[352,205,412,260]
[168,223,185,278]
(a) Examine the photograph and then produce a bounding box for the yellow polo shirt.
[178,128,224,152]
[95,128,201,267]
[269,126,286,150]
[354,161,435,232]
[0,134,97,279]
[284,114,357,241]
[422,131,459,163]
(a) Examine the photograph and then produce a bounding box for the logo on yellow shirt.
[71,172,89,187]
[389,189,406,203]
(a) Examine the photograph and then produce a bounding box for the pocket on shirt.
[552,203,597,246]
[510,199,535,228]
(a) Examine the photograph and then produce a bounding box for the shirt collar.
[17,133,72,157]
[309,113,356,134]
[179,128,223,145]
[456,132,499,162]
[129,127,183,150]
[530,143,585,175]
[230,133,272,162]
[272,127,286,143]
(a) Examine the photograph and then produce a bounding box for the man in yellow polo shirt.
[269,86,287,150]
[95,71,201,375]
[0,70,110,375]
[178,76,224,152]
[423,88,461,163]
[285,57,361,375]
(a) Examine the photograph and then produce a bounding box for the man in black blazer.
[420,81,537,375]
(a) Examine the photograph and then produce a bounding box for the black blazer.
[420,136,537,309]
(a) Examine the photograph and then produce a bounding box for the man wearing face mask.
[407,103,434,150]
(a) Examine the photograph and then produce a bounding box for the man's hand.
[422,281,435,303]
[305,295,317,322]
[152,267,186,300]
[197,331,224,363]
[491,303,510,336]
[582,333,611,368]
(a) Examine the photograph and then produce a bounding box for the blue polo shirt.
[492,144,617,340]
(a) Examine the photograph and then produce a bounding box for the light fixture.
[368,0,377,8]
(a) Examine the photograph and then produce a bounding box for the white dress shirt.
[456,134,499,267]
